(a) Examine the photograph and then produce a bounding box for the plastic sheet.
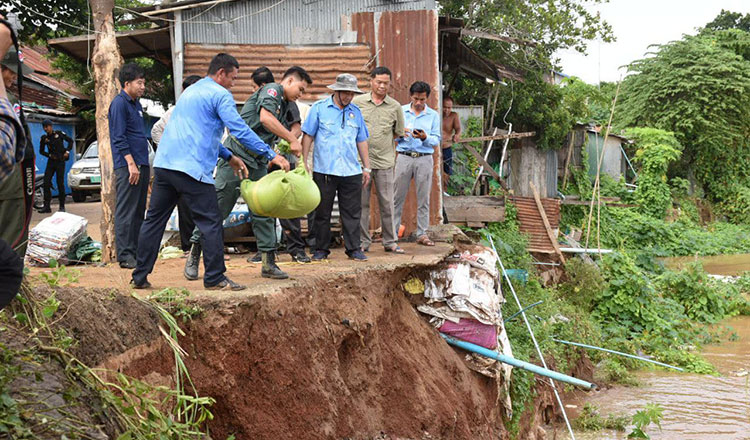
[27,212,88,266]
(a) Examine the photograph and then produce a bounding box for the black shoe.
[204,276,246,291]
[130,278,151,289]
[262,252,289,279]
[119,258,136,269]
[58,206,66,213]
[247,251,262,263]
[346,249,368,261]
[311,250,328,261]
[184,243,201,280]
[38,206,51,213]
[290,250,311,263]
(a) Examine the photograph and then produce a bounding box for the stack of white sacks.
[26,212,88,266]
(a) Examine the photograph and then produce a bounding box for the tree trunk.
[90,0,121,263]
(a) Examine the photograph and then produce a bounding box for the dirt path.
[28,241,453,295]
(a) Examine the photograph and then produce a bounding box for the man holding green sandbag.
[184,66,313,281]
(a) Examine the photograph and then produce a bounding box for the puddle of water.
[557,315,750,439]
[663,253,750,276]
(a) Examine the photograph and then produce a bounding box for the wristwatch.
[363,167,372,173]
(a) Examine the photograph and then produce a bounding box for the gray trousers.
[114,165,150,263]
[394,154,433,238]
[360,167,397,249]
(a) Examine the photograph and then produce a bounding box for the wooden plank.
[445,207,504,222]
[530,181,565,264]
[456,131,536,144]
[463,144,508,190]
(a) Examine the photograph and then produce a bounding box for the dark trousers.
[313,172,362,254]
[133,168,226,285]
[280,211,315,254]
[114,165,150,263]
[177,197,195,252]
[0,238,23,310]
[43,160,66,207]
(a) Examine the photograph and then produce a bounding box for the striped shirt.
[0,96,24,182]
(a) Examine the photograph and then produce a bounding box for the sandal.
[385,245,405,254]
[416,235,435,246]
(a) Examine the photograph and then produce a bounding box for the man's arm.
[357,140,371,187]
[0,98,19,182]
[423,113,441,149]
[452,113,461,142]
[109,99,141,184]
[216,92,277,162]
[259,108,301,154]
[394,106,406,141]
[301,133,313,173]
[39,136,49,158]
[289,122,302,139]
[150,108,171,145]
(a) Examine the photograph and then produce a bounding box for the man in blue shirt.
[393,81,441,246]
[302,73,372,261]
[108,63,149,269]
[131,53,289,291]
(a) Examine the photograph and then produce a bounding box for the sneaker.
[130,278,151,289]
[311,250,328,261]
[119,258,136,269]
[184,243,201,280]
[290,250,311,263]
[204,276,246,291]
[247,251,262,263]
[346,249,368,261]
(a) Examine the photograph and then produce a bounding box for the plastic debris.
[27,212,87,266]
[403,277,425,294]
[159,246,183,260]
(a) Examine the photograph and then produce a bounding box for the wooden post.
[90,0,122,263]
[464,144,508,191]
[530,181,565,264]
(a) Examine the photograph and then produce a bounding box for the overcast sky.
[556,0,750,84]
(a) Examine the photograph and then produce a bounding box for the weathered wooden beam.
[463,144,508,190]
[456,131,536,143]
[530,181,565,264]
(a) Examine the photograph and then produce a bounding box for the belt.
[398,151,431,158]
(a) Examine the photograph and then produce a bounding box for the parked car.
[68,140,155,203]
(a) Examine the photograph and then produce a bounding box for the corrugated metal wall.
[183,0,433,44]
[184,43,372,102]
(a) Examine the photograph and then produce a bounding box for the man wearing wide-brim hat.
[301,73,373,262]
[1,49,33,104]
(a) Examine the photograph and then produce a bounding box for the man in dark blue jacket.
[108,63,149,269]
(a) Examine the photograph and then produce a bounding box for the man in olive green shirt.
[185,66,312,281]
[352,66,405,253]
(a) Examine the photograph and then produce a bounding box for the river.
[557,254,750,439]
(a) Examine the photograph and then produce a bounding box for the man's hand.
[64,151,70,160]
[270,154,290,172]
[362,170,371,187]
[127,162,140,185]
[452,134,460,143]
[413,129,427,141]
[228,155,248,179]
[289,139,302,155]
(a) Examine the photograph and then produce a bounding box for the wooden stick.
[561,132,575,191]
[530,181,565,264]
[456,131,535,143]
[464,144,508,190]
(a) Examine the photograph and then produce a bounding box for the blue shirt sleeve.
[301,103,319,137]
[356,112,369,143]
[108,97,131,158]
[218,145,232,161]
[424,112,441,148]
[216,91,276,161]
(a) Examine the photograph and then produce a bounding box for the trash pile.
[26,212,88,266]
[408,246,513,413]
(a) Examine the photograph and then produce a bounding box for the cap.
[1,49,33,76]
[327,73,363,94]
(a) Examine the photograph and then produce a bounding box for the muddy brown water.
[564,254,750,439]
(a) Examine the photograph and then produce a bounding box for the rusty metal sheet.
[507,195,560,253]
[183,43,374,102]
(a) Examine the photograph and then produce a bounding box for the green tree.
[616,30,750,221]
[703,9,750,33]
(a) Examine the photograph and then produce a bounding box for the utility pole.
[89,0,121,262]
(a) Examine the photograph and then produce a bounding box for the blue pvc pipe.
[441,334,597,390]
[552,338,684,372]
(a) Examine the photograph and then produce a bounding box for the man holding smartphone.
[393,81,441,246]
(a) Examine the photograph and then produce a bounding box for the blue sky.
[556,0,750,84]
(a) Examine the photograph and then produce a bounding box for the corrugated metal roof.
[182,0,433,44]
[184,43,373,102]
[507,196,561,254]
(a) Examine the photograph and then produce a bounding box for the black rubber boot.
[183,243,201,281]
[261,251,288,279]
[39,204,51,213]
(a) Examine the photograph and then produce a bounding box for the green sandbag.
[240,164,320,219]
